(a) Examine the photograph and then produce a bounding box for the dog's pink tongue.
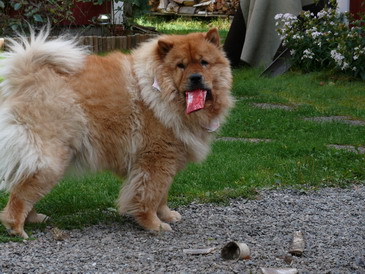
[186,89,207,114]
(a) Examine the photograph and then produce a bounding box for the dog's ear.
[205,28,220,47]
[157,39,174,58]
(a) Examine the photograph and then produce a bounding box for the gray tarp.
[240,0,313,68]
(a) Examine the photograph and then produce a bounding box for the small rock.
[51,227,69,241]
[260,267,298,274]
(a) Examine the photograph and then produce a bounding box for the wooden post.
[115,36,121,51]
[121,36,127,51]
[93,36,99,53]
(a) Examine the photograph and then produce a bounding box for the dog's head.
[154,28,233,125]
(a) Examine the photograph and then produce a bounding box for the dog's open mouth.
[185,89,212,114]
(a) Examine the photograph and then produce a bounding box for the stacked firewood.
[149,0,239,15]
[208,0,239,15]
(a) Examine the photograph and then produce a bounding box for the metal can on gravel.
[221,241,251,260]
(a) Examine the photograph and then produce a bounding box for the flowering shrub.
[275,1,365,80]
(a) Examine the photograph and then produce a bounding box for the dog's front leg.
[117,164,178,232]
[157,192,182,223]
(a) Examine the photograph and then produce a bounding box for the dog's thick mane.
[133,38,212,162]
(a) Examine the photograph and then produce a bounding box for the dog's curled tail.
[0,26,88,97]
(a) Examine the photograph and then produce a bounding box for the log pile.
[149,0,239,16]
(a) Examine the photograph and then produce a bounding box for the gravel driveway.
[1,185,364,273]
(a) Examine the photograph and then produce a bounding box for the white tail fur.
[0,107,42,191]
[0,26,88,191]
[0,26,88,97]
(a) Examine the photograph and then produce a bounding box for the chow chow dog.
[0,27,233,238]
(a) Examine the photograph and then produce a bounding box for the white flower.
[303,11,311,17]
[284,21,293,27]
[303,49,311,55]
[354,55,359,60]
[341,62,349,70]
[311,31,322,39]
[290,50,296,55]
[331,50,345,66]
[317,10,327,19]
[283,13,296,20]
[302,49,314,59]
[274,14,283,20]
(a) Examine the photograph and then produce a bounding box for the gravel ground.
[1,185,364,273]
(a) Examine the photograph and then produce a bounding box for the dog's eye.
[177,63,185,69]
[200,60,209,66]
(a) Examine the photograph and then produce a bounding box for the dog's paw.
[144,221,172,232]
[160,210,182,223]
[159,222,173,232]
[25,213,49,223]
[6,228,29,239]
[158,206,182,223]
[1,216,29,239]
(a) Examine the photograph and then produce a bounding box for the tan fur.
[0,28,233,238]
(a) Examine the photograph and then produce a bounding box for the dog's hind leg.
[0,170,57,238]
[0,148,71,239]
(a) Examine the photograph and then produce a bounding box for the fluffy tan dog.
[0,27,233,238]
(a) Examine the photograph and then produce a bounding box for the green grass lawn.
[0,19,364,241]
[136,16,231,38]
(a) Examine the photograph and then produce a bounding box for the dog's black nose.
[189,73,203,84]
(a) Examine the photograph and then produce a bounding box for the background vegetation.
[276,0,365,79]
[0,0,149,35]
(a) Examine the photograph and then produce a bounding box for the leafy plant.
[275,0,365,80]
[0,0,76,35]
[0,0,150,36]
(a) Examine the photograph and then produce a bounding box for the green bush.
[0,0,75,35]
[275,0,365,80]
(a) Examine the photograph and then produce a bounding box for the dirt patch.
[304,116,365,126]
[217,137,272,143]
[327,144,365,154]
[252,103,296,111]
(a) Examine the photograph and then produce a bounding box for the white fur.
[0,107,41,191]
[0,27,88,97]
